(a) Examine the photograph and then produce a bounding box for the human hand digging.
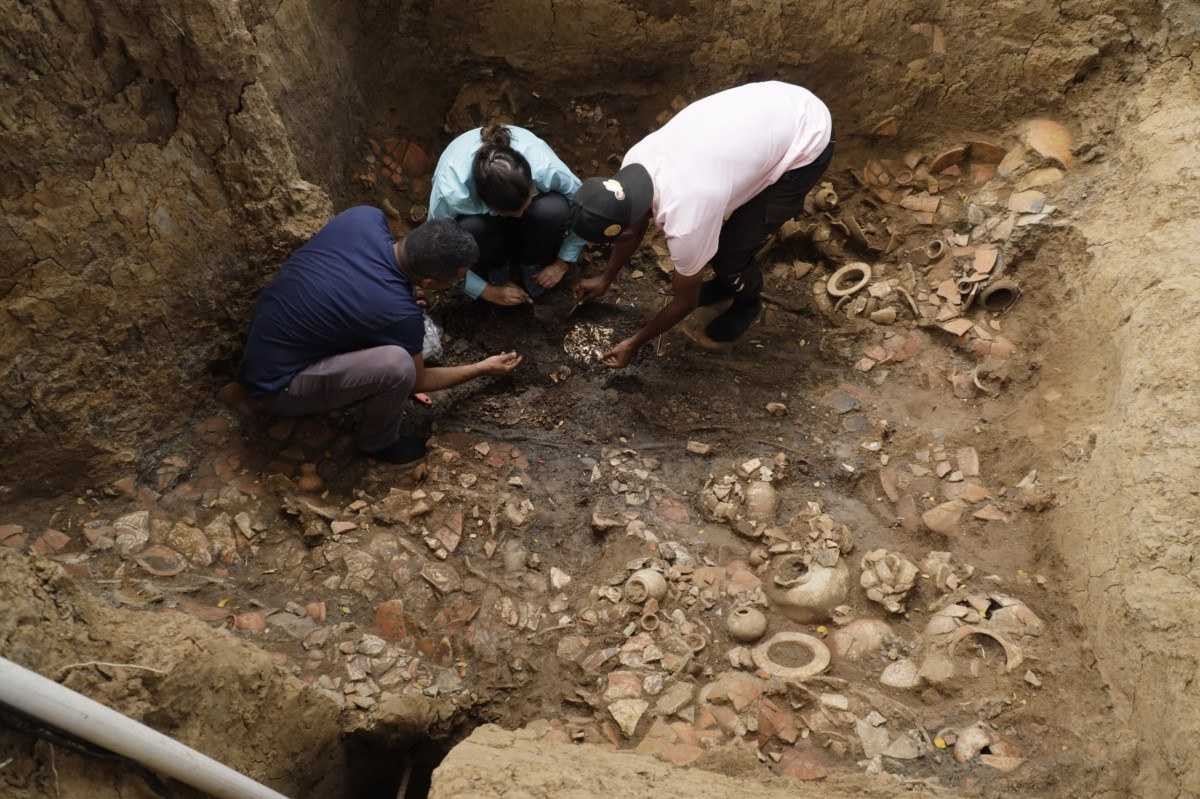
[483,283,532,306]
[601,337,639,369]
[573,276,610,304]
[480,351,523,376]
[535,260,569,289]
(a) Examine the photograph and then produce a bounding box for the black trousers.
[457,192,571,296]
[709,137,836,299]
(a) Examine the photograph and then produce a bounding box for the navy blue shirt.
[239,206,424,395]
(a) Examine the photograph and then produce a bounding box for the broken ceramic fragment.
[859,549,919,613]
[725,606,768,643]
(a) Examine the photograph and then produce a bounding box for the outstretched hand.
[479,351,523,376]
[535,260,569,289]
[601,337,640,369]
[573,276,611,304]
[484,283,532,306]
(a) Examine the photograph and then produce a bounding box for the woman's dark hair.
[405,219,479,281]
[472,124,533,213]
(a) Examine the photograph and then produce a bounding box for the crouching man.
[239,206,521,467]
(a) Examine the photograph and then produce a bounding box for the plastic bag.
[421,314,444,363]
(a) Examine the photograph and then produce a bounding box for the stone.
[922,500,966,535]
[357,634,387,656]
[267,611,317,640]
[608,699,648,738]
[880,658,922,689]
[549,567,571,590]
[765,402,788,416]
[1024,669,1042,687]
[686,440,712,456]
[31,529,71,555]
[233,512,254,539]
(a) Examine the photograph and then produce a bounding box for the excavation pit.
[1,2,1198,799]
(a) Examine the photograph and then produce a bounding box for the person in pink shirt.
[570,81,834,368]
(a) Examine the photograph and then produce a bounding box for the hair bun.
[480,124,512,150]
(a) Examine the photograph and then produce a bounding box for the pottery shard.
[956,447,980,477]
[856,718,892,759]
[901,194,940,213]
[31,529,71,555]
[922,500,966,534]
[974,247,999,274]
[973,504,1009,522]
[880,658,922,689]
[373,599,409,640]
[1021,119,1073,168]
[1015,167,1064,191]
[929,145,968,173]
[655,682,695,716]
[557,635,590,664]
[1008,190,1046,213]
[967,139,1008,164]
[608,699,649,737]
[778,749,828,782]
[940,318,973,337]
[604,671,644,702]
[164,523,212,566]
[204,514,239,565]
[686,440,712,456]
[135,545,187,577]
[113,511,151,557]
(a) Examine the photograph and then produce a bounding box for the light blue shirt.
[429,126,586,298]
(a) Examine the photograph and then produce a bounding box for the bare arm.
[574,213,651,301]
[412,351,522,393]
[602,270,703,368]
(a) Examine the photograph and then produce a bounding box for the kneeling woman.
[428,124,586,305]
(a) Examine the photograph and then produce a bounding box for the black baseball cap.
[571,163,654,243]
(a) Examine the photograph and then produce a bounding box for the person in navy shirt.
[240,206,521,465]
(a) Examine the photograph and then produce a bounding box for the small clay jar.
[725,606,768,643]
[624,568,668,603]
[297,463,323,493]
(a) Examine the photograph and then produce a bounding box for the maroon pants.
[266,346,417,453]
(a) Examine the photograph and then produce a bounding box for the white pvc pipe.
[0,658,291,799]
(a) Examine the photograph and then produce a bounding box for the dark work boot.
[705,295,763,342]
[366,435,428,469]
[698,277,737,307]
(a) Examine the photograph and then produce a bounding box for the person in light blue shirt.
[428,124,587,306]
